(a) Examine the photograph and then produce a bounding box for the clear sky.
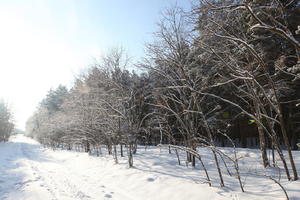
[0,0,191,130]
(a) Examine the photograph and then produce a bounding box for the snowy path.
[0,135,299,200]
[0,135,134,200]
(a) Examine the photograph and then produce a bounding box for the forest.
[24,0,300,192]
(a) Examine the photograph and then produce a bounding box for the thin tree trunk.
[199,105,225,187]
[274,138,291,180]
[278,112,298,180]
[120,144,124,157]
[128,143,133,167]
[257,124,269,168]
[113,144,118,164]
[174,148,181,165]
[212,150,224,187]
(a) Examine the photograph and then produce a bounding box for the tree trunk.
[120,144,124,157]
[273,136,291,180]
[107,144,112,155]
[278,112,298,180]
[113,144,118,164]
[128,143,133,167]
[257,125,269,168]
[199,105,225,187]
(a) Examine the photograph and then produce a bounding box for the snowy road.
[1,135,299,200]
[1,135,220,200]
[0,135,134,200]
[0,135,230,200]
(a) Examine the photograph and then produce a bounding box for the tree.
[0,100,14,142]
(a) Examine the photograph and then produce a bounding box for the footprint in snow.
[147,178,155,182]
[104,194,112,198]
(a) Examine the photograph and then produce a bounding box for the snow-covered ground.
[0,135,299,200]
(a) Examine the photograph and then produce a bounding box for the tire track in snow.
[20,143,91,200]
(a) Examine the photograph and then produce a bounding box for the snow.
[0,135,299,200]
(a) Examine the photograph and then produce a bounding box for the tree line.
[0,100,14,142]
[26,0,300,188]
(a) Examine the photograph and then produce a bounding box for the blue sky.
[0,0,191,129]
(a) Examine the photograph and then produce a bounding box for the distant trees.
[26,48,147,166]
[0,100,14,142]
[25,85,69,144]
